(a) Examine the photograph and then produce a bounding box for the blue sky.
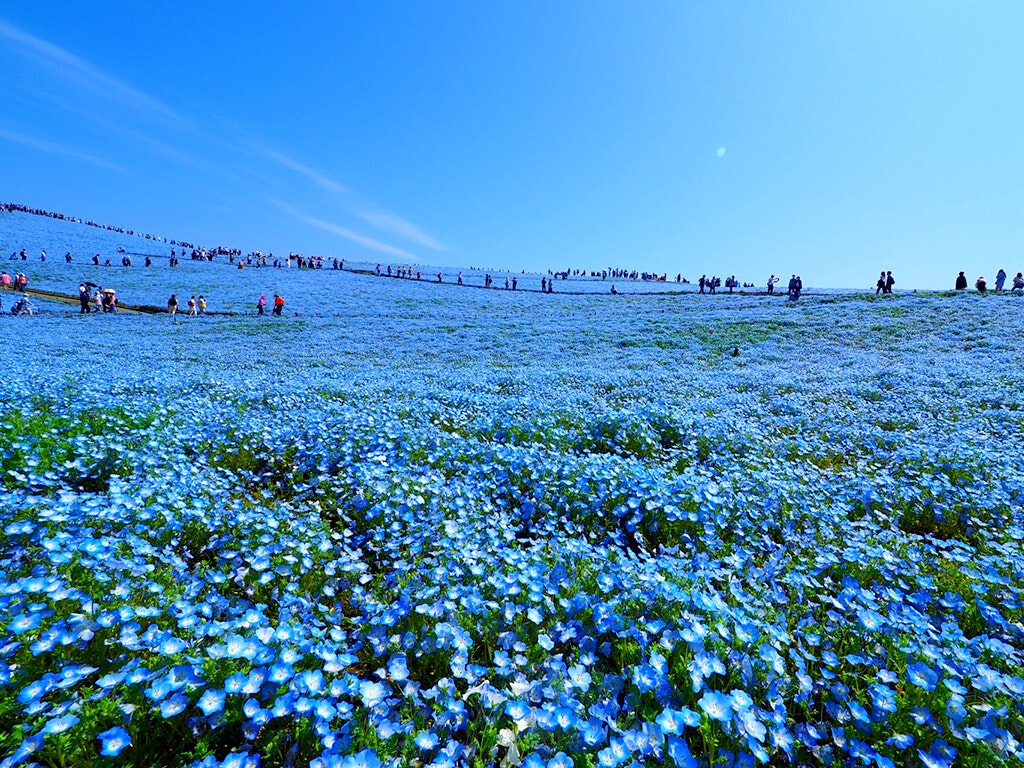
[2,2,1023,288]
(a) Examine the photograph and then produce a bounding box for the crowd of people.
[2,201,202,250]
[10,201,1024,313]
[959,269,1024,294]
[165,294,211,317]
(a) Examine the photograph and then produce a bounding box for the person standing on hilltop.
[955,271,968,290]
[767,274,779,294]
[884,271,895,294]
[876,271,886,295]
[995,269,1007,294]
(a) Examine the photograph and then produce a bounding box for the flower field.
[1,211,1023,767]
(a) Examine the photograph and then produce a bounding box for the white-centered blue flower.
[97,726,131,756]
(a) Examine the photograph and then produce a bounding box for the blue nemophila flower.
[97,725,131,756]
[8,733,44,763]
[198,688,226,716]
[946,697,967,725]
[146,676,173,701]
[906,662,939,691]
[225,672,247,694]
[918,739,957,768]
[943,678,968,696]
[505,699,533,728]
[268,662,294,683]
[567,663,592,691]
[41,713,79,735]
[337,748,382,768]
[243,698,263,719]
[665,736,698,768]
[656,708,691,736]
[579,718,607,746]
[737,708,766,741]
[358,680,387,708]
[886,733,914,749]
[8,612,42,635]
[971,664,1000,693]
[160,692,189,718]
[857,608,885,631]
[159,636,187,655]
[414,731,439,750]
[632,663,660,692]
[698,691,732,722]
[242,668,267,694]
[387,653,409,681]
[18,678,50,704]
[547,752,573,768]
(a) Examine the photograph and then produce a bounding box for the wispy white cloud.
[252,141,445,251]
[0,18,181,124]
[1,18,443,260]
[0,127,127,174]
[353,206,445,251]
[272,199,418,261]
[253,141,351,195]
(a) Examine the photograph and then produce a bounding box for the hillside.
[1,210,1023,768]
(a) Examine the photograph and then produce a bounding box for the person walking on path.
[187,295,197,316]
[884,271,895,294]
[257,294,266,316]
[167,294,178,316]
[198,295,207,315]
[78,284,91,314]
